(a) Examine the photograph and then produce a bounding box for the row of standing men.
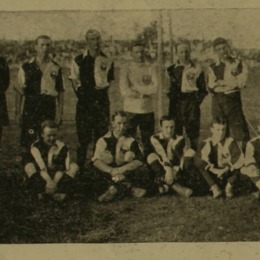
[0,30,258,202]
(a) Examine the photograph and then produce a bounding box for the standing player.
[167,41,207,151]
[92,111,150,203]
[70,29,114,170]
[16,35,64,149]
[119,41,158,157]
[207,37,250,150]
[24,120,79,202]
[198,117,244,199]
[0,56,10,151]
[147,115,196,197]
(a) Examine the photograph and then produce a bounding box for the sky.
[0,8,260,49]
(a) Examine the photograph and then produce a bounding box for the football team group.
[1,29,259,203]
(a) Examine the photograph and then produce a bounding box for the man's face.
[41,127,58,146]
[86,32,101,51]
[132,46,145,63]
[210,123,226,142]
[214,43,230,60]
[35,38,51,56]
[161,120,174,139]
[177,44,190,63]
[112,115,127,136]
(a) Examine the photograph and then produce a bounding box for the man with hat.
[207,37,250,150]
[70,29,114,170]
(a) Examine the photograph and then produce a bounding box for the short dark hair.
[160,115,174,126]
[111,110,127,121]
[35,35,52,45]
[213,37,228,49]
[175,40,191,52]
[85,29,101,41]
[41,120,58,134]
[211,116,227,127]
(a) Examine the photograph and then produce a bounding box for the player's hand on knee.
[112,173,125,182]
[110,168,120,177]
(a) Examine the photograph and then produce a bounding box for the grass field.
[1,64,260,243]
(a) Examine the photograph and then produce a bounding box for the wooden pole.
[168,11,174,64]
[157,10,164,125]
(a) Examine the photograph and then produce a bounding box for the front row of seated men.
[23,111,260,203]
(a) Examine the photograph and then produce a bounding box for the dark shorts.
[211,92,250,142]
[76,98,110,146]
[21,95,56,147]
[169,97,201,140]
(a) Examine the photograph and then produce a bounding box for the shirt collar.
[28,57,36,63]
[175,60,195,68]
[28,56,53,65]
[215,59,223,66]
[83,48,106,58]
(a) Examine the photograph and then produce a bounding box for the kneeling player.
[147,115,197,198]
[241,120,260,199]
[92,111,150,203]
[198,117,244,199]
[24,120,78,202]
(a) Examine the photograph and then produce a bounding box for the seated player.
[92,111,150,203]
[24,120,78,202]
[198,117,244,199]
[241,120,260,199]
[147,115,196,198]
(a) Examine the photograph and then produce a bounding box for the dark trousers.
[125,112,155,157]
[26,173,75,195]
[169,97,200,150]
[76,100,110,169]
[21,95,56,148]
[211,92,250,143]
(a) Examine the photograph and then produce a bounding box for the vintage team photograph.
[1,7,260,243]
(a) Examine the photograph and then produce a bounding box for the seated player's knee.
[66,163,79,178]
[241,164,260,179]
[147,153,159,165]
[184,148,196,158]
[124,151,135,163]
[100,150,113,165]
[24,163,37,178]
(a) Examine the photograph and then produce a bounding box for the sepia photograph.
[1,0,260,258]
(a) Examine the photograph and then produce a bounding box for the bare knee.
[24,163,37,178]
[184,148,196,158]
[124,151,135,162]
[147,153,159,165]
[100,150,113,164]
[66,163,79,178]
